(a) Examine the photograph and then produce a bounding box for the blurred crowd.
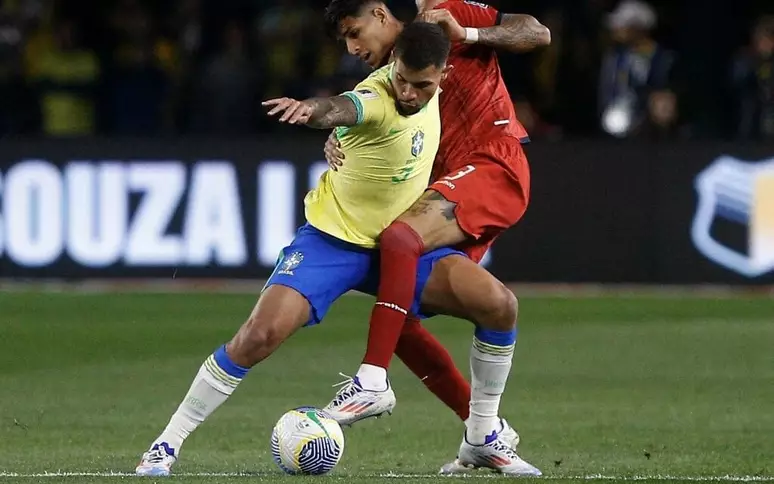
[0,0,772,141]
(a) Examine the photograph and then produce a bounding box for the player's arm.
[264,86,388,130]
[478,14,551,53]
[418,3,550,53]
[262,96,360,129]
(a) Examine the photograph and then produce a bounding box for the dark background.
[0,0,772,139]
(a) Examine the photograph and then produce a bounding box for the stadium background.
[0,0,773,482]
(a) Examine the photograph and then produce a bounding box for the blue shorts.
[265,224,465,326]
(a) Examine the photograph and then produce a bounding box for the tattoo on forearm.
[479,14,550,53]
[306,96,359,129]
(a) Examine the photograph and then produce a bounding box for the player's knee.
[476,284,518,332]
[380,221,425,255]
[228,316,281,367]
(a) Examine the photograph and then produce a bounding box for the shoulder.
[362,64,392,85]
[352,64,394,103]
[436,1,494,15]
[435,1,501,29]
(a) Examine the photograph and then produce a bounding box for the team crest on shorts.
[278,251,304,275]
[411,131,424,157]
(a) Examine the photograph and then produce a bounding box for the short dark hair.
[324,0,380,38]
[394,22,451,71]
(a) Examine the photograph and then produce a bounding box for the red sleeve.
[438,0,503,28]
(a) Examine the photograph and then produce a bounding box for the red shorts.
[428,137,530,263]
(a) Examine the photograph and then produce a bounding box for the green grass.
[0,292,773,484]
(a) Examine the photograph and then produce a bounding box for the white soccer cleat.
[500,418,521,448]
[440,419,540,477]
[322,373,396,426]
[439,418,522,475]
[135,442,177,477]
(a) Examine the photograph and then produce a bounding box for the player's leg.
[136,224,372,476]
[135,286,311,476]
[356,139,529,390]
[419,253,540,477]
[394,317,471,421]
[356,189,468,390]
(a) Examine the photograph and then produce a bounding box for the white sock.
[466,336,514,445]
[355,363,389,391]
[152,351,244,455]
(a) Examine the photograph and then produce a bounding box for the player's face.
[337,8,397,68]
[390,59,449,116]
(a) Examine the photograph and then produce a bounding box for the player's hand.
[324,130,344,171]
[416,9,466,43]
[262,97,314,125]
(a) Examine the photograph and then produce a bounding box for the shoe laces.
[144,448,169,464]
[490,438,520,459]
[330,372,362,406]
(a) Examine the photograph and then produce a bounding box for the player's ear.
[441,64,453,80]
[373,6,387,23]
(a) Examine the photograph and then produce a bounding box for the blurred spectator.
[731,15,774,141]
[598,0,677,138]
[27,19,99,136]
[255,0,315,99]
[190,20,260,135]
[0,9,32,135]
[104,0,172,135]
[0,0,767,140]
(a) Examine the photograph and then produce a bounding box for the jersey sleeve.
[440,0,502,28]
[341,79,391,128]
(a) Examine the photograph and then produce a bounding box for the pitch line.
[0,471,773,481]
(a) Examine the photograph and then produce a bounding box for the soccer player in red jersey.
[320,0,549,475]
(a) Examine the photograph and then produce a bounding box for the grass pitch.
[0,290,772,484]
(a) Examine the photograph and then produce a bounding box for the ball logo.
[691,156,774,277]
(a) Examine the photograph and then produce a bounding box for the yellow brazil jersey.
[304,64,442,248]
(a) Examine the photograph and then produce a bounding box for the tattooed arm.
[304,96,360,129]
[478,14,551,53]
[418,9,550,54]
[262,96,359,129]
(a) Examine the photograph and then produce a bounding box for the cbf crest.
[278,251,304,276]
[691,156,774,277]
[411,130,425,157]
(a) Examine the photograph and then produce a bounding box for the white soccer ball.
[270,407,345,475]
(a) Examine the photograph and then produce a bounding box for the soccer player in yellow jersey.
[136,22,456,477]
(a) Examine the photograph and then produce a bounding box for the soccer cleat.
[322,373,396,426]
[439,419,540,476]
[135,442,177,477]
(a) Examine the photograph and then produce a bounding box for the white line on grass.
[0,472,773,481]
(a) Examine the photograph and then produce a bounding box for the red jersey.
[433,0,529,175]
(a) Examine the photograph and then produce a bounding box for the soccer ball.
[270,407,345,475]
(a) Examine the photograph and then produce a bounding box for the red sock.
[395,318,471,421]
[362,221,424,369]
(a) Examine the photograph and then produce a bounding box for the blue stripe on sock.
[474,327,517,347]
[213,344,249,379]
